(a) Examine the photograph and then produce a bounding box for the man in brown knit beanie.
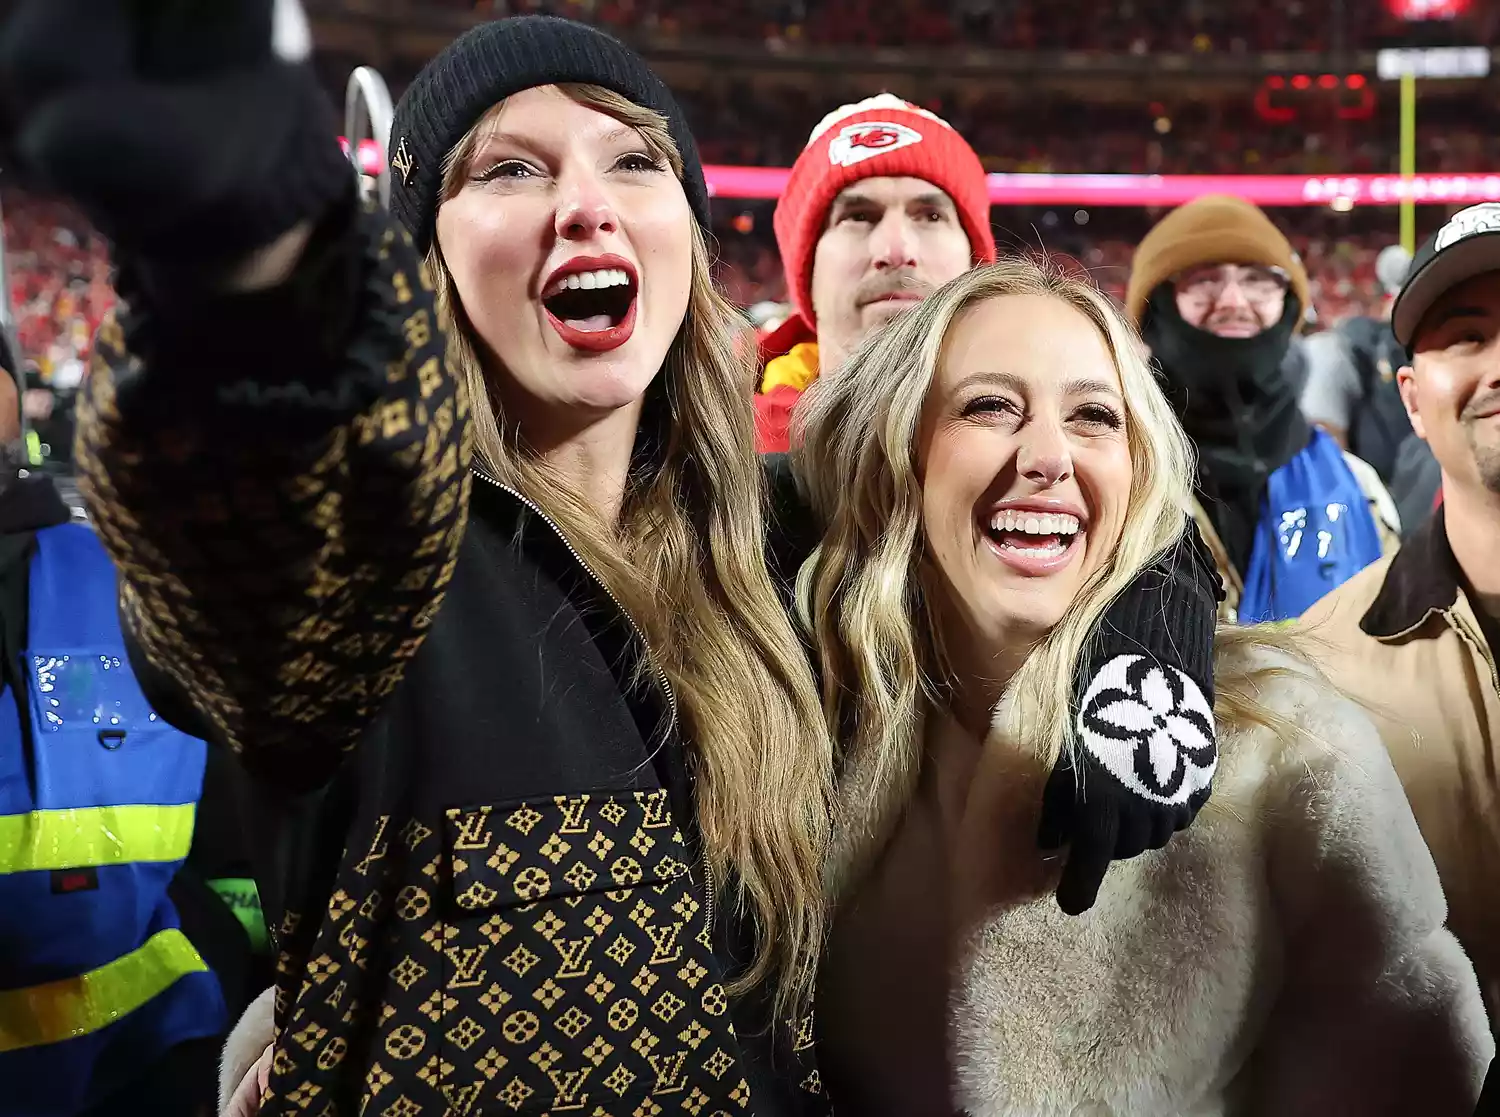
[1127,194,1398,623]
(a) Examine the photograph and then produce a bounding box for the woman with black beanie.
[0,5,1222,1114]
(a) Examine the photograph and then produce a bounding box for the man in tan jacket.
[1303,202,1500,1023]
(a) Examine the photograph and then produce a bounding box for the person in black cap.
[1299,244,1416,485]
[1303,200,1500,1050]
[1300,243,1443,539]
[0,4,1222,1113]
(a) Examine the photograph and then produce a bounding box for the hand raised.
[0,0,349,263]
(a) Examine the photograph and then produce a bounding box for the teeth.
[999,538,1066,557]
[987,511,1081,536]
[547,268,632,297]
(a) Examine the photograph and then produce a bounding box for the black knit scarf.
[1142,288,1310,578]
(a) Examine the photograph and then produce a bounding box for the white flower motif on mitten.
[1076,653,1216,806]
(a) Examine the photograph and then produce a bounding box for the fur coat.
[817,641,1493,1116]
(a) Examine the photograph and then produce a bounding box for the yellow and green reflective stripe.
[0,804,196,874]
[0,928,208,1053]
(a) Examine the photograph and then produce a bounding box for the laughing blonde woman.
[794,259,1493,1116]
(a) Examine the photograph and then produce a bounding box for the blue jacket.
[0,523,225,1116]
[1239,429,1386,623]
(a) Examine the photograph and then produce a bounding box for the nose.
[1480,347,1500,394]
[554,164,619,241]
[1017,422,1074,488]
[1214,276,1253,313]
[870,213,919,271]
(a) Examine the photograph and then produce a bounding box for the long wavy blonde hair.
[425,85,833,1014]
[792,258,1290,871]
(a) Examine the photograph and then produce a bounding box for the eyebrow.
[829,191,956,218]
[949,371,1123,399]
[470,123,638,165]
[1062,376,1123,399]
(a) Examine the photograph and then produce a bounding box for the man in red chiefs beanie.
[755,94,996,452]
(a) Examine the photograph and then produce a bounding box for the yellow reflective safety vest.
[0,524,225,1115]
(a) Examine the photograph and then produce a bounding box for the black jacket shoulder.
[763,452,819,598]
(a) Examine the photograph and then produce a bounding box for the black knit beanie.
[389,16,710,254]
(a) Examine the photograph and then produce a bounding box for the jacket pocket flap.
[444,789,693,912]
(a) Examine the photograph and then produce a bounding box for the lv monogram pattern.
[258,793,794,1117]
[439,790,748,1114]
[74,206,473,775]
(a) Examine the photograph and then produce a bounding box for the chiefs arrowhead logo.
[827,120,924,168]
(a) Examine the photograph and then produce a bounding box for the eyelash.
[472,152,667,183]
[960,396,1123,430]
[617,152,668,174]
[961,395,1020,419]
[1075,404,1124,429]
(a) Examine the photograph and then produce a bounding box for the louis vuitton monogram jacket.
[73,195,826,1117]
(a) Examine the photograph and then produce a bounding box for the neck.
[946,636,1033,742]
[525,401,645,525]
[1442,477,1500,616]
[950,677,1004,742]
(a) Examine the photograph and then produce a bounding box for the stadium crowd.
[17,51,1497,388]
[4,185,1409,411]
[3,192,110,390]
[677,84,1500,175]
[310,42,1500,177]
[434,0,1499,53]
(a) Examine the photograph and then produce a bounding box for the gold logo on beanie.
[391,136,415,185]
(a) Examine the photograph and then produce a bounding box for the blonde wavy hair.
[426,85,832,1014]
[793,258,1302,866]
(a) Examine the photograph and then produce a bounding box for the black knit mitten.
[1039,517,1222,915]
[0,0,351,264]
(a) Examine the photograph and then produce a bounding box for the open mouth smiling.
[541,255,640,352]
[981,505,1086,575]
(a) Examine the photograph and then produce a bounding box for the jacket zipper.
[470,466,715,932]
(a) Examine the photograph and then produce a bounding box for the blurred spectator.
[3,189,111,391]
[1300,243,1415,482]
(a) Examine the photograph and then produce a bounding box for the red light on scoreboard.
[1255,75,1375,124]
[1254,86,1298,123]
[1385,0,1472,18]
